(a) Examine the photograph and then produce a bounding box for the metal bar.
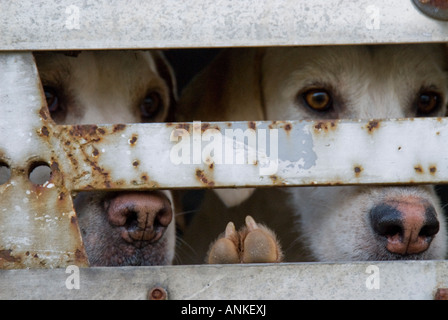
[0,0,447,50]
[46,118,448,190]
[0,260,447,299]
[0,52,89,269]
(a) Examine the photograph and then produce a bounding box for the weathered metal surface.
[0,260,447,299]
[2,52,448,268]
[0,52,88,269]
[0,0,447,51]
[53,118,448,190]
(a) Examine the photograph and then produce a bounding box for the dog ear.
[152,50,178,122]
[177,48,265,207]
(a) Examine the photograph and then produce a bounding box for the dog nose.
[106,192,173,248]
[369,199,439,255]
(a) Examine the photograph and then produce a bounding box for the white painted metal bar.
[0,52,88,269]
[57,118,448,190]
[0,261,447,299]
[0,0,447,50]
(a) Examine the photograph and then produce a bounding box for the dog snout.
[106,192,173,248]
[369,198,440,255]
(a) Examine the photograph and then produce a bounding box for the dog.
[34,50,178,266]
[176,44,448,263]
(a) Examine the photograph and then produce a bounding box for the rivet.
[148,287,167,300]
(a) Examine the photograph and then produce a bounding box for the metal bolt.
[412,0,448,21]
[148,287,168,300]
[435,288,448,300]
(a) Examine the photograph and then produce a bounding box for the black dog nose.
[106,192,173,248]
[369,198,439,255]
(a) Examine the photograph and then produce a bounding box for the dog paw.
[206,216,283,264]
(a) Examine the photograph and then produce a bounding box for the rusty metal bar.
[0,0,447,51]
[54,118,448,190]
[0,52,88,269]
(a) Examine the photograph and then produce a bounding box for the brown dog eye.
[303,89,332,112]
[43,86,60,113]
[416,91,442,115]
[140,92,162,119]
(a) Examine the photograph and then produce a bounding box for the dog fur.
[176,44,448,263]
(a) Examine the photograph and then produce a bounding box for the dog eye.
[140,92,162,119]
[43,86,60,113]
[302,89,333,112]
[416,91,442,115]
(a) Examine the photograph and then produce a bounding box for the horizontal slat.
[51,118,448,190]
[0,0,447,50]
[1,261,447,299]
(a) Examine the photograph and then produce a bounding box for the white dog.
[176,44,448,263]
[34,50,178,266]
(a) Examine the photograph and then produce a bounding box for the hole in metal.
[0,162,11,185]
[28,162,52,185]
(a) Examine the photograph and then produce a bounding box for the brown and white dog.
[34,50,178,266]
[176,44,448,263]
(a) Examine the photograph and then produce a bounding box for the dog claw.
[207,215,283,264]
[207,222,240,264]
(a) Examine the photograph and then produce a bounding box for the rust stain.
[175,123,191,131]
[248,121,256,130]
[40,126,50,137]
[195,169,215,186]
[314,121,337,132]
[201,122,210,132]
[74,249,85,263]
[0,249,21,263]
[429,166,437,174]
[269,174,286,185]
[366,120,380,133]
[141,175,148,181]
[129,135,138,145]
[69,124,100,137]
[113,124,126,133]
[133,160,140,167]
[209,163,214,169]
[50,161,60,173]
[92,147,99,157]
[354,166,363,177]
[58,192,65,200]
[39,107,48,121]
[414,165,423,173]
[435,288,448,300]
[284,123,292,132]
